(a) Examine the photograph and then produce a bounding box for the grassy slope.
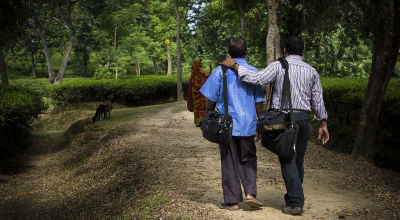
[0,102,185,219]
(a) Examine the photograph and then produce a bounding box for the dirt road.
[1,102,399,219]
[130,102,400,219]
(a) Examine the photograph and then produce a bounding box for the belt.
[282,109,310,114]
[282,109,310,122]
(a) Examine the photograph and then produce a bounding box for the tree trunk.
[54,28,76,84]
[265,0,280,110]
[315,43,322,73]
[274,31,281,60]
[39,29,55,84]
[152,58,159,74]
[30,49,36,78]
[105,56,110,69]
[114,25,117,48]
[0,50,9,86]
[322,32,328,76]
[175,0,183,101]
[239,3,246,39]
[266,0,280,64]
[136,60,140,76]
[82,49,88,76]
[301,0,307,55]
[115,55,119,79]
[353,0,400,161]
[113,25,118,79]
[166,43,172,77]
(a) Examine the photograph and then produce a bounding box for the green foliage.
[0,85,47,173]
[4,0,379,80]
[47,75,189,106]
[319,77,400,171]
[303,26,372,78]
[0,86,47,125]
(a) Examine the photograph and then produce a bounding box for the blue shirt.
[200,58,265,137]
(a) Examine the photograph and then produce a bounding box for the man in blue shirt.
[200,38,265,211]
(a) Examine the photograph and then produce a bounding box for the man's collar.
[286,55,303,60]
[235,57,247,64]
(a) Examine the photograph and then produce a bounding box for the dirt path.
[127,102,400,219]
[1,102,399,219]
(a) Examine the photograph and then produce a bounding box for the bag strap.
[277,57,293,116]
[221,65,228,115]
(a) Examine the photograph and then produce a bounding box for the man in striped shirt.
[222,36,329,216]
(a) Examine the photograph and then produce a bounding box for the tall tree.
[32,0,77,84]
[27,35,40,78]
[266,0,281,64]
[239,3,246,38]
[0,51,8,86]
[222,0,257,39]
[0,1,28,86]
[136,60,141,76]
[54,0,76,84]
[165,39,173,76]
[353,0,400,160]
[37,27,55,83]
[264,0,281,110]
[175,0,184,101]
[148,0,176,76]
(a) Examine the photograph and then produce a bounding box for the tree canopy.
[0,0,399,162]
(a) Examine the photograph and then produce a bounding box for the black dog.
[92,101,113,122]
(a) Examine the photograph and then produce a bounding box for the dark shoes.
[282,206,303,215]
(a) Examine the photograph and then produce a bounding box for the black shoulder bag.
[200,66,233,144]
[258,57,299,158]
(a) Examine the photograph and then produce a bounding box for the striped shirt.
[237,55,328,120]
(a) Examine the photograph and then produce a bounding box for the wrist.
[320,119,328,127]
[230,62,237,69]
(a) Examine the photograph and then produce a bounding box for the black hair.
[284,36,304,56]
[228,37,247,58]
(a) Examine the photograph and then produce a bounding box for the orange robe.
[187,60,208,125]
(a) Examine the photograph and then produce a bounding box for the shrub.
[318,77,400,171]
[48,75,189,106]
[0,86,48,125]
[0,86,47,173]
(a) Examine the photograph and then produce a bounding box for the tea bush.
[0,86,47,125]
[10,75,399,170]
[47,75,190,106]
[318,78,400,171]
[0,86,47,173]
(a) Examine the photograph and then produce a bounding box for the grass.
[118,193,171,220]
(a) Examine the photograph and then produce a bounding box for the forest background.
[1,0,400,171]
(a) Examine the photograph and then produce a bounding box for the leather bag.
[201,66,233,144]
[259,57,299,158]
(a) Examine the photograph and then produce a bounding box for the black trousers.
[219,136,257,204]
[278,112,311,208]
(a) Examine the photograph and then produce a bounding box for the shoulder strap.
[277,57,293,115]
[221,65,228,115]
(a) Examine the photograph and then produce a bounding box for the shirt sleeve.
[254,85,265,103]
[237,61,280,86]
[311,71,328,120]
[200,68,221,102]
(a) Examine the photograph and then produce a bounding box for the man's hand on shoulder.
[318,119,329,145]
[221,58,236,69]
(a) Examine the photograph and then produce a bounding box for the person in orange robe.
[187,59,209,126]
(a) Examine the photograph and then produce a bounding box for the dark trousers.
[219,136,257,204]
[278,113,311,208]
